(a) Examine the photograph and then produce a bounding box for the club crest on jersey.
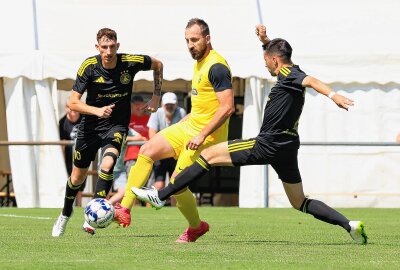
[192,89,198,95]
[120,71,131,84]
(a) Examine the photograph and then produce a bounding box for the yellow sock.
[121,154,154,209]
[173,188,201,228]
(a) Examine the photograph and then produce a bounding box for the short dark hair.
[186,18,210,36]
[263,38,292,63]
[131,95,144,103]
[97,28,117,42]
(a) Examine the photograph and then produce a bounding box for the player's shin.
[174,188,201,228]
[121,154,154,209]
[62,177,83,217]
[158,155,211,200]
[300,198,351,232]
[94,169,114,198]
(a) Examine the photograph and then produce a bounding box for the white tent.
[0,0,399,207]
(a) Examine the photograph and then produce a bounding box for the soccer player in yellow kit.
[114,18,235,242]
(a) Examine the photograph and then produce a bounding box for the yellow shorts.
[159,120,227,174]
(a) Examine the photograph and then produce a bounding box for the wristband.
[328,92,336,99]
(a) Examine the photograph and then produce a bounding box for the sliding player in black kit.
[132,25,368,245]
[52,28,163,237]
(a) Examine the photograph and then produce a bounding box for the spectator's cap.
[131,95,144,103]
[162,92,177,105]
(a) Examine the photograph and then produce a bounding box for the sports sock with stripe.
[94,169,114,198]
[158,155,210,201]
[121,154,154,209]
[300,198,351,232]
[62,177,82,217]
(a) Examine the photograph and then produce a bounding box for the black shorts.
[73,125,127,168]
[154,157,177,182]
[228,138,302,183]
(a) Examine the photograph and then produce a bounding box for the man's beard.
[190,47,206,60]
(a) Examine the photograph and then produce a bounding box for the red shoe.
[114,203,131,227]
[176,221,209,243]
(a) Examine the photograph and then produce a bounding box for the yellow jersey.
[188,50,232,142]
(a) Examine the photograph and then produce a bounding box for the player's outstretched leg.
[299,198,368,244]
[283,182,367,244]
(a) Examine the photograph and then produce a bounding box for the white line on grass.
[0,214,53,220]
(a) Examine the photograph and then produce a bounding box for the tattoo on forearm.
[153,65,163,96]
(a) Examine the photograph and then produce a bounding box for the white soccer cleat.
[82,220,96,235]
[131,186,166,210]
[52,212,71,237]
[349,221,368,244]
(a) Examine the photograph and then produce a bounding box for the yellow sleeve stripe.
[228,140,256,153]
[78,58,97,77]
[121,55,144,63]
[279,67,291,77]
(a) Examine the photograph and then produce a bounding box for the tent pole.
[32,0,39,50]
[256,0,263,24]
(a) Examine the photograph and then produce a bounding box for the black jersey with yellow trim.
[72,53,152,134]
[257,65,307,149]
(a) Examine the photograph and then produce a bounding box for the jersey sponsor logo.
[97,92,128,99]
[94,76,105,83]
[120,71,131,84]
[191,88,198,95]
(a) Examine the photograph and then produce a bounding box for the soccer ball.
[84,198,114,228]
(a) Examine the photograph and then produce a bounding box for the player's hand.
[142,95,160,114]
[255,24,270,45]
[97,104,115,118]
[332,94,354,111]
[186,134,206,150]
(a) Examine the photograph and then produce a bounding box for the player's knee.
[101,152,118,172]
[200,148,213,164]
[138,142,153,157]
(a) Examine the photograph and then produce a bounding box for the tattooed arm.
[142,56,163,113]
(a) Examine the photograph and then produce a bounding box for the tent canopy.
[1,0,399,84]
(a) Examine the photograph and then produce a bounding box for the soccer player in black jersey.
[52,28,163,237]
[132,25,368,244]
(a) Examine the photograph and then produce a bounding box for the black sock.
[94,169,114,198]
[62,177,82,217]
[300,198,351,232]
[159,155,211,200]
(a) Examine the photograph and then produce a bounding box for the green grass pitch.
[0,207,399,270]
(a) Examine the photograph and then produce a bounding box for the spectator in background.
[147,92,186,190]
[58,104,85,206]
[124,95,154,188]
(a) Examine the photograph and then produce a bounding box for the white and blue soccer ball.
[84,198,114,228]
